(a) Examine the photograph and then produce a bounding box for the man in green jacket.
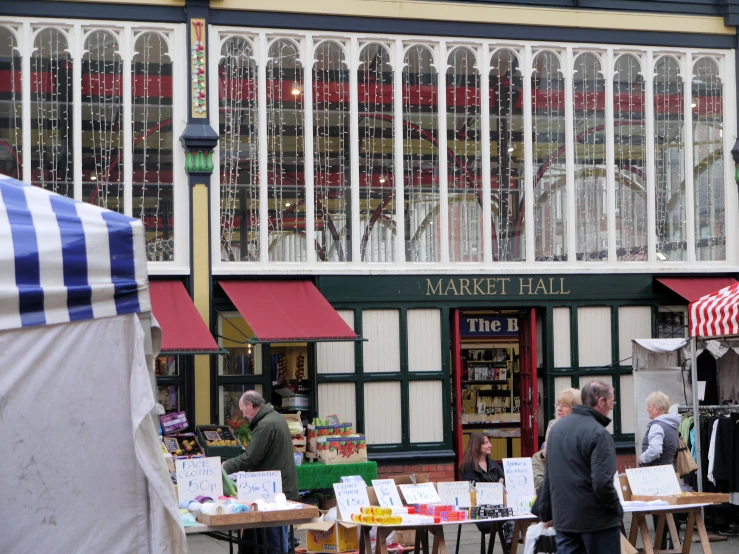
[223,390,299,551]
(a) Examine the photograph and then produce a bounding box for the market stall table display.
[296,461,378,489]
[349,515,537,554]
[623,503,713,554]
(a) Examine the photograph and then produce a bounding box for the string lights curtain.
[0,26,22,180]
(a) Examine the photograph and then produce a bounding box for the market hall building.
[3,0,739,477]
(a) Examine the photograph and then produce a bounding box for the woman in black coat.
[460,432,505,484]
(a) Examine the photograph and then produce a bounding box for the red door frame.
[519,309,539,457]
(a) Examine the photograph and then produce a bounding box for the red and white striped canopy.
[689,282,739,338]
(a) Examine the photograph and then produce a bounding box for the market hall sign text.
[425,277,571,297]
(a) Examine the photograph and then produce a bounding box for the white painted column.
[303,34,316,264]
[523,44,535,263]
[349,37,361,264]
[722,51,738,265]
[21,22,31,184]
[645,51,657,264]
[258,33,269,264]
[122,27,133,216]
[480,43,493,264]
[683,52,696,263]
[73,25,83,200]
[393,38,405,264]
[564,47,577,263]
[437,41,449,264]
[605,48,616,263]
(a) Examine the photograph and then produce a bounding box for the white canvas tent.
[0,175,185,553]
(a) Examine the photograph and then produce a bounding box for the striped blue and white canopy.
[0,174,150,332]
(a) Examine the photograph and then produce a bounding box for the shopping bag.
[675,436,698,477]
[524,522,556,554]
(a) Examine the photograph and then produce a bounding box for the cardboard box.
[283,412,305,436]
[196,425,243,460]
[292,436,307,453]
[302,521,359,553]
[316,435,367,464]
[307,423,353,452]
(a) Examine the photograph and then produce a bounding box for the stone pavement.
[188,512,739,553]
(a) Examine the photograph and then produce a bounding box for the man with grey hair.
[223,390,298,552]
[536,380,622,553]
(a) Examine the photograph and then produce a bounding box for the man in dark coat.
[537,380,622,553]
[223,390,299,551]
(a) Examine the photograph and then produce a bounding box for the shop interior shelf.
[475,390,511,397]
[462,421,521,427]
[464,380,509,384]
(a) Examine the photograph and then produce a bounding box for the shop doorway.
[452,309,539,472]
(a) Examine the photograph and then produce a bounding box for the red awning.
[218,280,359,343]
[690,282,739,338]
[656,277,738,303]
[150,281,220,353]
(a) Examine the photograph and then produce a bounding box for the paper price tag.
[372,479,404,508]
[398,482,441,505]
[237,470,282,503]
[437,481,472,508]
[625,465,682,497]
[334,482,370,520]
[176,457,223,503]
[503,458,536,512]
[475,482,504,506]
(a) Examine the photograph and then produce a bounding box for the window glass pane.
[82,31,124,212]
[267,39,305,262]
[692,57,725,261]
[32,27,73,196]
[0,26,22,180]
[133,32,174,262]
[654,56,686,261]
[219,37,259,262]
[157,385,181,413]
[490,49,524,261]
[532,51,566,261]
[613,54,647,261]
[155,355,179,376]
[447,47,482,262]
[220,347,261,376]
[314,40,351,261]
[219,383,262,425]
[358,43,395,262]
[404,44,439,262]
[573,52,606,261]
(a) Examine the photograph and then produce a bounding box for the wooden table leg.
[509,521,523,554]
[415,529,422,554]
[665,514,682,551]
[359,527,373,554]
[681,512,696,554]
[637,513,656,554]
[655,514,666,549]
[430,526,447,554]
[629,514,639,546]
[422,528,430,554]
[695,510,713,554]
[375,528,390,554]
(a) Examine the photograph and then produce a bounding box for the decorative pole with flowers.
[180,0,219,425]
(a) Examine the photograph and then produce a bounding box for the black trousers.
[554,528,621,554]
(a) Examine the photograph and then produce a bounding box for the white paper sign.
[626,465,682,497]
[503,458,536,512]
[398,482,442,505]
[372,479,404,508]
[334,482,371,520]
[176,457,223,503]
[475,482,505,506]
[437,481,472,508]
[237,470,282,503]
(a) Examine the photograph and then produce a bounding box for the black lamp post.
[732,138,739,190]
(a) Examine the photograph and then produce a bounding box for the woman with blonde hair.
[544,387,582,438]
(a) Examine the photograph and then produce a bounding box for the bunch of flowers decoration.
[191,21,206,114]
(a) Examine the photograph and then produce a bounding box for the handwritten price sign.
[334,482,370,520]
[176,457,223,503]
[437,481,472,508]
[372,479,404,508]
[476,482,504,506]
[398,482,441,505]
[237,470,282,503]
[503,458,536,512]
[626,465,682,497]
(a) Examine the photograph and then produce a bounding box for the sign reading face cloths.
[176,457,223,503]
[372,479,404,508]
[437,481,472,508]
[626,465,682,497]
[237,470,282,503]
[503,458,536,512]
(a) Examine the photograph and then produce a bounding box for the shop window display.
[0,26,22,181]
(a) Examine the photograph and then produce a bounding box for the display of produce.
[162,434,204,460]
[316,434,367,464]
[307,421,353,452]
[295,353,305,380]
[277,354,287,383]
[197,425,244,458]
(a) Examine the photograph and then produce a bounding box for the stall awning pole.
[690,336,703,492]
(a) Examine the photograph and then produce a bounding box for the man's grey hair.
[240,390,265,408]
[581,380,614,408]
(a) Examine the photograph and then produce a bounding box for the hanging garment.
[679,415,693,449]
[698,351,719,405]
[718,350,739,403]
[707,419,719,486]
